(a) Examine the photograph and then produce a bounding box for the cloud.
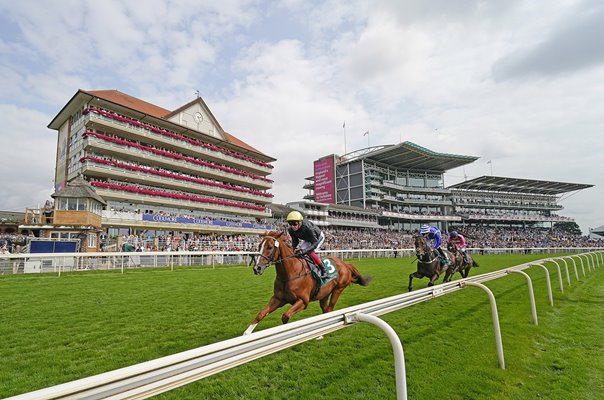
[0,0,602,234]
[493,1,604,80]
[0,104,55,210]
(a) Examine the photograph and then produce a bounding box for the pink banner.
[313,156,335,204]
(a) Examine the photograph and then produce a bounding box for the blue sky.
[1,0,603,233]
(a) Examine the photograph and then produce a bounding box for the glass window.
[77,199,86,211]
[88,233,97,248]
[408,177,424,187]
[67,199,77,210]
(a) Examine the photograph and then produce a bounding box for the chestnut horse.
[446,242,479,279]
[244,231,371,335]
[408,235,456,291]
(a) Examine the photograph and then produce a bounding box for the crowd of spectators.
[115,225,604,253]
[450,226,603,249]
[2,225,603,255]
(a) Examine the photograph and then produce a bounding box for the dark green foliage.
[0,253,602,399]
[553,221,583,235]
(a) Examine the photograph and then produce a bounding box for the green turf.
[0,253,602,399]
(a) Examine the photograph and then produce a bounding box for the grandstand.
[42,89,276,245]
[296,142,593,232]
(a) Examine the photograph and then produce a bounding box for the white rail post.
[530,264,553,306]
[461,282,505,369]
[566,256,580,281]
[508,270,538,325]
[568,255,582,279]
[558,258,572,286]
[587,253,595,269]
[345,313,407,400]
[548,259,564,292]
[577,255,587,275]
[580,254,592,273]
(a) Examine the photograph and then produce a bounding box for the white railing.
[4,252,602,399]
[0,247,602,275]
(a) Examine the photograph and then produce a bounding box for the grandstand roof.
[350,141,479,172]
[447,176,593,195]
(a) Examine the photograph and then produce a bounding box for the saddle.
[301,255,338,299]
[434,251,449,266]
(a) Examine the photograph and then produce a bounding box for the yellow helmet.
[286,211,304,222]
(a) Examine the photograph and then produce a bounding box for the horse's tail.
[346,262,372,286]
[472,259,480,268]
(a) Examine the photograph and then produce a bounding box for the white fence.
[5,251,602,400]
[0,246,600,275]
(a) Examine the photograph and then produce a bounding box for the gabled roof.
[48,89,273,160]
[448,176,593,195]
[51,177,107,205]
[347,141,478,173]
[84,90,170,118]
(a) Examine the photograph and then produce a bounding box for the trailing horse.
[446,242,479,280]
[408,235,456,291]
[244,231,371,335]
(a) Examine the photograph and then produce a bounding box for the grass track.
[0,253,602,399]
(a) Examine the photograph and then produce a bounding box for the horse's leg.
[324,286,346,313]
[408,272,418,292]
[243,296,285,335]
[319,296,330,313]
[281,299,308,324]
[428,268,440,286]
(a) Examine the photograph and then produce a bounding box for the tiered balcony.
[93,185,271,218]
[84,108,273,176]
[79,159,272,205]
[82,135,272,190]
[382,181,450,194]
[380,211,462,222]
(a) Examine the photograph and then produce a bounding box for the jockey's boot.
[310,251,329,278]
[317,262,329,278]
[437,247,450,266]
[463,252,468,265]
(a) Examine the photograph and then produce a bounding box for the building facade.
[46,90,276,243]
[298,142,592,232]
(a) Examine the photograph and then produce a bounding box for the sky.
[0,0,602,234]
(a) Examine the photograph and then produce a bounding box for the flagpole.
[363,130,370,148]
[343,121,347,155]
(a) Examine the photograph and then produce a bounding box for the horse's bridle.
[256,236,312,282]
[256,236,296,267]
[415,236,437,264]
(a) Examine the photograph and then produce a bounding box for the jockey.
[419,224,451,265]
[286,211,329,278]
[448,231,468,264]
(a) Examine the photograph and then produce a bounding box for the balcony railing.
[82,136,272,190]
[79,160,271,204]
[85,108,273,175]
[94,187,271,218]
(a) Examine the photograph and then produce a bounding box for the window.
[88,233,97,248]
[67,199,77,210]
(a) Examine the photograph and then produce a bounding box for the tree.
[553,221,582,235]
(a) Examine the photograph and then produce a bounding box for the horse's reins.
[415,237,438,264]
[258,236,311,282]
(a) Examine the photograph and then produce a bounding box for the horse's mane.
[264,230,294,256]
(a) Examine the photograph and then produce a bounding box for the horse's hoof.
[315,335,324,341]
[427,282,434,287]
